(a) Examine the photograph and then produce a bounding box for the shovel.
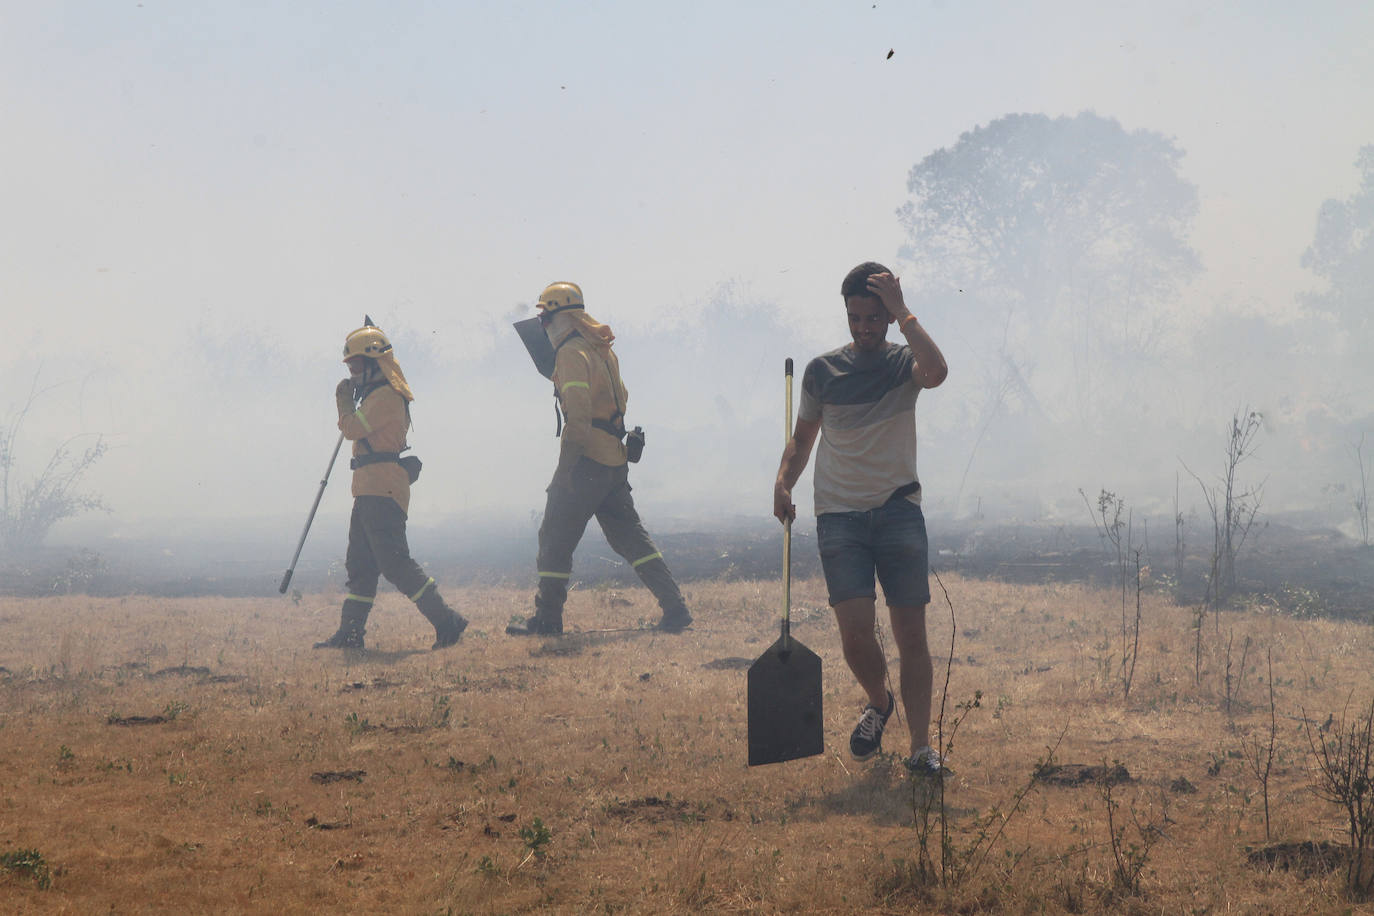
[747,357,824,766]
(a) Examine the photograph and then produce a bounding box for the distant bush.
[1,378,107,554]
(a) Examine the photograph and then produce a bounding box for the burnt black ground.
[5,514,1373,623]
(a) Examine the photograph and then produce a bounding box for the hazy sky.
[2,1,1371,531]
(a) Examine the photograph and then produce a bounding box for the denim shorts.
[816,498,931,607]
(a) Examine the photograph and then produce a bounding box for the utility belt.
[350,442,422,483]
[554,404,627,439]
[592,416,625,439]
[554,407,645,463]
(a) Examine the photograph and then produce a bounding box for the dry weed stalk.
[907,570,1055,895]
[1354,432,1371,548]
[1240,648,1277,840]
[1223,629,1253,719]
[1123,549,1143,699]
[1173,471,1186,599]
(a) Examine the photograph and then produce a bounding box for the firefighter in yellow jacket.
[314,319,468,651]
[507,283,693,636]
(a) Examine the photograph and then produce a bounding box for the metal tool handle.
[279,432,346,593]
[782,358,793,648]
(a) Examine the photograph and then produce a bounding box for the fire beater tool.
[279,432,346,594]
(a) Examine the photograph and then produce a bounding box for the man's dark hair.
[840,261,892,299]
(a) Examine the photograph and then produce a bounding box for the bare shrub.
[1182,407,1265,611]
[1305,696,1374,899]
[0,376,107,554]
[1078,488,1142,697]
[905,571,1059,894]
[1101,774,1168,896]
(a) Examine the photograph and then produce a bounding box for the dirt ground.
[2,572,1374,913]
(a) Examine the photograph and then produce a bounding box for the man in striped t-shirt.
[773,262,950,777]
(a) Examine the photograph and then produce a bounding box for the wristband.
[900,314,918,332]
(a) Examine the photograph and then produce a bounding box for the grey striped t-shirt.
[797,342,921,515]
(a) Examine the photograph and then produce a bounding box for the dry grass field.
[2,572,1373,914]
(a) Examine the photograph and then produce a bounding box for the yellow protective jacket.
[338,381,412,514]
[552,332,629,468]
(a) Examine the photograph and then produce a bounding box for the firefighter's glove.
[336,378,355,413]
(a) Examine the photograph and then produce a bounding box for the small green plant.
[254,797,288,819]
[56,745,74,764]
[1279,584,1326,618]
[162,700,189,721]
[344,712,372,736]
[519,817,552,860]
[429,694,451,729]
[0,848,52,890]
[476,855,499,876]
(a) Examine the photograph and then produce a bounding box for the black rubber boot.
[505,612,563,636]
[314,597,371,649]
[415,586,467,650]
[654,605,693,633]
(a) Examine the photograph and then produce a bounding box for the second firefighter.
[507,282,692,637]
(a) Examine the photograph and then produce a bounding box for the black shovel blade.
[747,634,824,766]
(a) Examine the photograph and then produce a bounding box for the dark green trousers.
[346,495,431,600]
[534,456,686,621]
[338,495,460,638]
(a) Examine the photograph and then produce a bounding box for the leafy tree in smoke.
[896,112,1201,505]
[1302,145,1374,368]
[1300,145,1374,526]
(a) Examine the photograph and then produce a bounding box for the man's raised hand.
[865,272,910,322]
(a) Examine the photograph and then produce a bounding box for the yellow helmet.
[342,316,393,362]
[341,316,414,401]
[536,282,585,314]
